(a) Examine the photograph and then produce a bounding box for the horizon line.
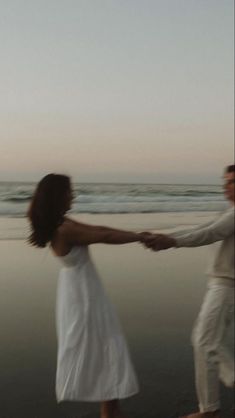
[0,179,220,187]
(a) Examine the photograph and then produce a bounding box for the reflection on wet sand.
[0,215,233,417]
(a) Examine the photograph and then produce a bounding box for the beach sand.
[0,213,234,418]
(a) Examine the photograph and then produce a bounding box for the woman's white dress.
[56,245,139,402]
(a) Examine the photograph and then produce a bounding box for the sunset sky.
[0,0,234,184]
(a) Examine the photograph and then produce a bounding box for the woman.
[28,173,147,418]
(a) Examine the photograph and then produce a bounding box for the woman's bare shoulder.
[56,218,73,236]
[57,217,90,237]
[50,220,72,256]
[54,217,104,248]
[63,217,98,231]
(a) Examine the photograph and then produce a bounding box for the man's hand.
[142,233,176,251]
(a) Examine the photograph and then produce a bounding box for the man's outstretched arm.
[143,207,234,251]
[174,207,234,248]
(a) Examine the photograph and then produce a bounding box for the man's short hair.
[225,165,235,173]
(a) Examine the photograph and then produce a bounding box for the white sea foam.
[0,181,226,217]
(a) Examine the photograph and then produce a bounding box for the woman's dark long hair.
[28,174,71,248]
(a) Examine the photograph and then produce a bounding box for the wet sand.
[0,213,233,418]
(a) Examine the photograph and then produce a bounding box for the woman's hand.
[141,233,176,251]
[138,231,155,243]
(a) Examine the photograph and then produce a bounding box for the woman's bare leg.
[100,400,128,418]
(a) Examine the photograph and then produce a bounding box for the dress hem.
[57,388,139,403]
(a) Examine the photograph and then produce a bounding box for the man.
[145,165,235,418]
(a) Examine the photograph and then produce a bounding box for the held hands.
[138,232,176,251]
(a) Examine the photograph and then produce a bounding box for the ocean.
[0,181,227,217]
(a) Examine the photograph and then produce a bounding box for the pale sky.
[0,0,234,184]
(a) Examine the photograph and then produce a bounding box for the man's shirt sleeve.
[175,208,234,248]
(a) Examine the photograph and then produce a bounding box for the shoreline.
[0,211,218,241]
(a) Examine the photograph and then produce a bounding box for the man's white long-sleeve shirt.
[172,206,235,280]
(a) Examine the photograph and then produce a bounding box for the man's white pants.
[192,277,234,413]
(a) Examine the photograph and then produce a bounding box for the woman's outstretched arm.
[60,218,149,246]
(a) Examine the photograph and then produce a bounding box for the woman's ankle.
[100,400,120,418]
[203,410,221,417]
